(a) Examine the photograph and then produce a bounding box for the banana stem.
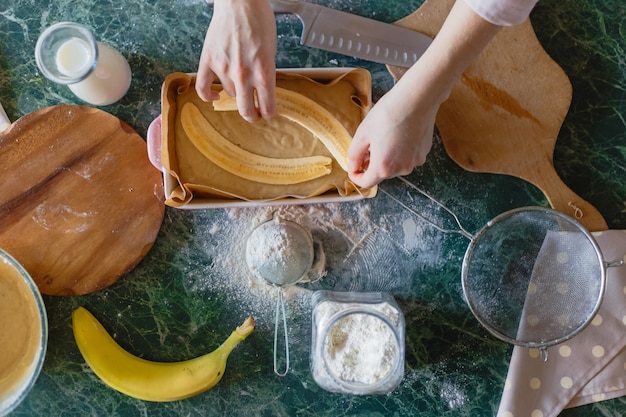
[219,317,256,353]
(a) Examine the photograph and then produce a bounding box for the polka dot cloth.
[497,230,626,417]
[515,230,602,345]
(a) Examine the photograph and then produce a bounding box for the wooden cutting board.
[387,0,608,232]
[0,105,165,295]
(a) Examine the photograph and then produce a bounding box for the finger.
[218,78,236,98]
[348,150,370,175]
[349,166,382,189]
[195,67,220,102]
[254,79,277,120]
[347,133,371,174]
[252,63,277,120]
[348,143,383,188]
[236,88,261,122]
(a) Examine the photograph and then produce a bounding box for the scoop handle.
[273,289,290,377]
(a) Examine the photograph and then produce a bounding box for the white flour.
[184,198,437,333]
[311,299,403,393]
[325,312,397,384]
[245,217,314,286]
[184,203,377,330]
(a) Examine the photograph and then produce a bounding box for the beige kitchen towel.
[497,230,626,417]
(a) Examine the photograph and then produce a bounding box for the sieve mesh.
[380,178,606,349]
[462,208,605,348]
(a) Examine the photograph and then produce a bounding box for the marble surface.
[1,0,624,415]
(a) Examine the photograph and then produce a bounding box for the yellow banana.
[181,102,332,185]
[213,88,351,172]
[72,306,255,402]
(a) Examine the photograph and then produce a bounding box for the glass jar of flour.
[310,291,405,395]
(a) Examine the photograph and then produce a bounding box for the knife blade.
[205,0,432,67]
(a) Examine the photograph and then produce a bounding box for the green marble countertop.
[2,0,625,415]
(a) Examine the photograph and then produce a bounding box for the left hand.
[195,0,277,122]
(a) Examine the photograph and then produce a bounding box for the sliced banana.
[213,88,351,172]
[180,102,333,185]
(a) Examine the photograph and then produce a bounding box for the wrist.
[397,0,501,107]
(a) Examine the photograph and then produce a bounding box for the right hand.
[349,0,502,188]
[196,0,278,122]
[347,68,439,189]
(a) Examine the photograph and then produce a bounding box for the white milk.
[56,39,131,106]
[55,37,94,76]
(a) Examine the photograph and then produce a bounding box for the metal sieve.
[245,216,314,376]
[381,177,624,358]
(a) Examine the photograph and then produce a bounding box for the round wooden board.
[0,105,165,295]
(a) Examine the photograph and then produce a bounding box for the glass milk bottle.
[35,22,131,106]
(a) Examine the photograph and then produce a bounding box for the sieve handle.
[273,289,290,377]
[606,259,625,268]
[379,176,473,240]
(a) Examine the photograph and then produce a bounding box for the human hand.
[196,0,277,122]
[348,0,502,189]
[347,82,437,189]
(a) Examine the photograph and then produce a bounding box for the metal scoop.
[245,217,314,376]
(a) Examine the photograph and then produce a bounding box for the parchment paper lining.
[161,70,376,207]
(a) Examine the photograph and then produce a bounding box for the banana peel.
[72,306,255,402]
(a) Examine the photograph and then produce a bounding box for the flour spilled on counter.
[185,203,378,329]
[183,198,445,331]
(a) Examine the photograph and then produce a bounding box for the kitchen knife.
[205,0,432,67]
